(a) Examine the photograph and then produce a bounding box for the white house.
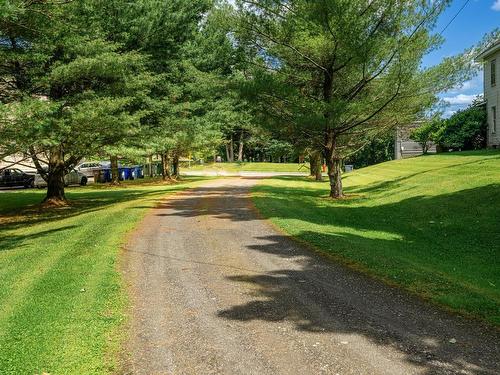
[477,39,500,148]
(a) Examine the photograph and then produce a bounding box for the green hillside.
[253,150,500,325]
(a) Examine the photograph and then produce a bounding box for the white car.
[34,169,88,188]
[76,161,108,177]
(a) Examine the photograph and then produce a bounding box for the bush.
[410,120,440,154]
[435,105,487,150]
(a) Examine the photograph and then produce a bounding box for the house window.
[493,106,497,134]
[492,59,496,86]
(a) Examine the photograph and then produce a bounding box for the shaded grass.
[252,150,500,326]
[185,161,307,173]
[0,177,207,374]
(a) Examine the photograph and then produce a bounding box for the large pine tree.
[0,0,153,203]
[233,0,483,197]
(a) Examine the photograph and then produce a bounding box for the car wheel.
[80,176,88,186]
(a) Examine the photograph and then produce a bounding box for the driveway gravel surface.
[122,177,500,375]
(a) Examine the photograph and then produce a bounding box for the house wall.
[484,49,500,147]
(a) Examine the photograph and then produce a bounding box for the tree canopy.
[0,0,494,202]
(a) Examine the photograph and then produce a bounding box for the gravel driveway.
[122,177,500,375]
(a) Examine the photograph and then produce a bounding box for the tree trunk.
[310,153,316,176]
[44,147,66,204]
[161,152,172,181]
[110,155,120,185]
[327,158,343,198]
[325,130,343,198]
[225,143,230,162]
[237,131,244,162]
[172,154,179,179]
[311,152,323,181]
[228,135,234,162]
[148,155,154,178]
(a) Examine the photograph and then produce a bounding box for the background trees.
[411,102,488,152]
[0,0,493,204]
[232,0,481,197]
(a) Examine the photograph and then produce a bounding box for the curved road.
[122,178,500,375]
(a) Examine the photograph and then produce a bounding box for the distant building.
[477,39,500,148]
[395,123,437,159]
[0,153,37,173]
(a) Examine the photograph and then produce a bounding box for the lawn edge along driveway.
[251,151,500,327]
[0,178,206,375]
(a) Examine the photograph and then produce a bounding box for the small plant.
[410,120,440,154]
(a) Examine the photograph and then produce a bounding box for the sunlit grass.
[253,150,500,325]
[185,161,307,172]
[0,177,207,374]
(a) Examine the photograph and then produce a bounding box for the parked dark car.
[0,168,34,188]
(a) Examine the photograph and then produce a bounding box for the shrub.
[435,105,487,150]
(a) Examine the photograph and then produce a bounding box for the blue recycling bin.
[103,168,111,182]
[118,167,131,180]
[131,166,144,179]
[93,168,111,183]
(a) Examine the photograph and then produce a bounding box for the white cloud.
[448,80,476,94]
[443,109,457,118]
[441,94,477,105]
[492,0,500,11]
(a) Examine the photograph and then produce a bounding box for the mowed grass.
[0,177,206,374]
[252,150,500,325]
[185,161,307,173]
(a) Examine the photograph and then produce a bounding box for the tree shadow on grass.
[0,184,191,256]
[0,187,183,231]
[0,225,78,253]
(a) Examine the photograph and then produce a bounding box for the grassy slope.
[0,178,205,374]
[185,161,307,173]
[252,150,500,325]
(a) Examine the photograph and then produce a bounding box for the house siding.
[484,50,500,147]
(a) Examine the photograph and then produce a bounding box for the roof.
[476,39,500,61]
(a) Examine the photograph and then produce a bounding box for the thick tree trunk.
[228,135,234,162]
[44,147,66,204]
[309,151,323,181]
[327,158,343,198]
[325,130,343,198]
[237,131,244,162]
[172,154,179,179]
[316,165,323,181]
[161,152,172,181]
[110,155,120,185]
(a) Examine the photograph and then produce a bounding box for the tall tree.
[0,1,152,203]
[233,0,482,197]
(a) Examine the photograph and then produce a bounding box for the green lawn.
[185,161,307,173]
[0,178,206,374]
[252,150,500,326]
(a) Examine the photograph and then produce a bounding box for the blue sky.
[423,0,500,117]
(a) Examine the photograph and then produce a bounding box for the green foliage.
[232,0,494,196]
[346,133,395,168]
[435,105,488,150]
[0,1,156,200]
[410,120,440,153]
